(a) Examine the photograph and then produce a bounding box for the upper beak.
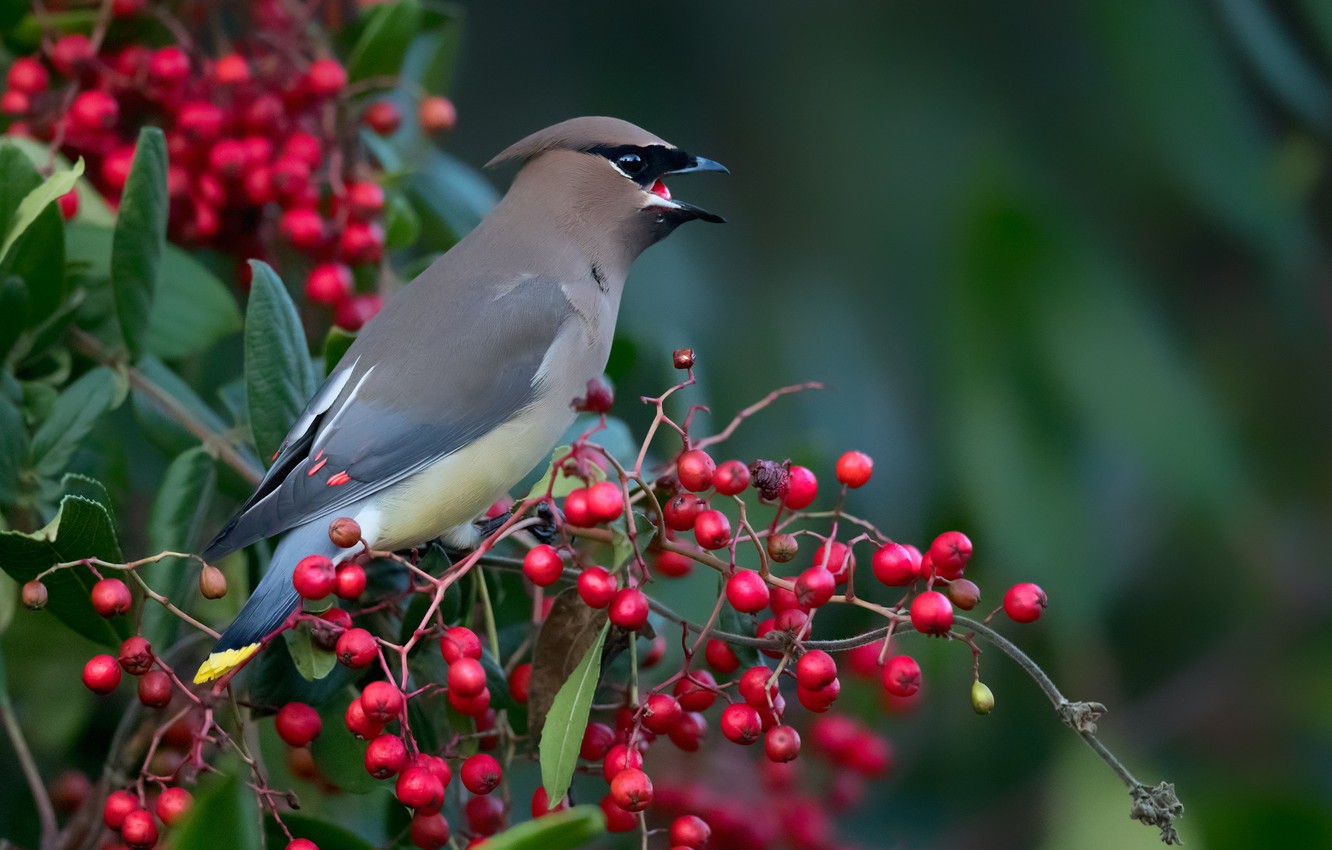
[663,154,728,223]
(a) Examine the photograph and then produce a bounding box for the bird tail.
[193,520,339,684]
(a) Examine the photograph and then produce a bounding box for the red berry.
[286,841,318,850]
[517,545,564,589]
[58,189,78,219]
[577,566,616,608]
[6,57,48,94]
[782,465,818,509]
[137,670,172,708]
[676,449,716,492]
[601,793,638,831]
[305,58,347,97]
[693,509,731,550]
[101,145,136,193]
[601,743,643,782]
[339,221,385,265]
[83,655,121,694]
[364,734,409,779]
[794,566,835,608]
[641,693,682,734]
[275,702,321,747]
[670,815,712,848]
[460,753,501,795]
[279,208,325,251]
[103,790,140,829]
[363,101,402,135]
[812,540,855,584]
[448,657,487,698]
[797,677,841,713]
[346,181,385,221]
[344,698,383,739]
[440,627,481,663]
[720,703,762,745]
[653,548,693,577]
[271,157,311,202]
[610,768,653,812]
[882,654,921,697]
[91,578,132,617]
[148,47,190,87]
[20,579,46,609]
[909,590,954,636]
[50,35,93,77]
[245,95,284,135]
[713,459,750,495]
[120,808,158,849]
[725,569,769,613]
[673,670,717,711]
[281,132,322,169]
[154,787,192,826]
[928,531,973,580]
[1003,582,1048,623]
[292,555,335,599]
[465,794,504,835]
[334,563,367,599]
[608,587,649,630]
[418,96,457,133]
[212,53,250,86]
[835,450,873,488]
[409,811,450,849]
[739,666,777,706]
[320,607,352,632]
[585,479,624,523]
[764,724,801,762]
[334,294,382,332]
[507,662,531,704]
[795,650,837,690]
[0,90,28,116]
[177,102,224,144]
[531,786,567,818]
[334,626,376,669]
[871,542,919,586]
[360,681,404,723]
[705,638,740,673]
[72,90,120,131]
[111,0,144,16]
[580,721,615,760]
[117,636,154,675]
[662,493,704,531]
[666,710,707,752]
[562,487,593,527]
[396,766,445,812]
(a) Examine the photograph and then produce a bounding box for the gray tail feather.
[211,520,341,654]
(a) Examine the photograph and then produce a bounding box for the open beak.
[645,154,728,223]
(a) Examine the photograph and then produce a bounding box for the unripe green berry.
[971,680,995,714]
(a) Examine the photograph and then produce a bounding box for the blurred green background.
[441,1,1331,847]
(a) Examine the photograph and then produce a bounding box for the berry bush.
[0,2,1183,850]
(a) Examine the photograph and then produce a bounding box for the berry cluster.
[2,1,455,331]
[22,356,1065,850]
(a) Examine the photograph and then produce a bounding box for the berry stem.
[692,381,824,452]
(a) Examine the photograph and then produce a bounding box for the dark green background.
[441,1,1330,848]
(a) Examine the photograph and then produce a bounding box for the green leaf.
[171,771,261,850]
[307,689,377,793]
[263,813,376,850]
[0,157,81,266]
[716,573,762,670]
[29,366,122,482]
[0,492,129,646]
[246,633,352,710]
[0,143,40,242]
[347,0,421,81]
[0,390,26,505]
[384,191,420,249]
[483,806,606,850]
[66,224,243,360]
[407,149,498,248]
[3,135,116,227]
[0,144,65,327]
[110,128,168,359]
[283,621,338,681]
[0,571,15,635]
[322,326,356,376]
[140,447,215,644]
[0,275,28,363]
[539,621,609,810]
[244,261,318,461]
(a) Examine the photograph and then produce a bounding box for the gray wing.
[203,274,574,561]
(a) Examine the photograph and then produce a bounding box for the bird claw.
[530,501,558,544]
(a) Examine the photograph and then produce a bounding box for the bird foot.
[471,501,558,544]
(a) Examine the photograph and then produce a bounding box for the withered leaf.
[528,587,609,741]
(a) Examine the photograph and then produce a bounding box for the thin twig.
[0,687,58,850]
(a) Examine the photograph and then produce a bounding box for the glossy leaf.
[0,145,64,326]
[29,366,122,482]
[246,632,353,710]
[110,128,168,359]
[322,326,355,376]
[527,588,609,739]
[483,805,606,850]
[306,689,377,794]
[283,621,338,681]
[716,574,763,670]
[384,191,421,249]
[539,620,608,810]
[347,0,421,81]
[244,261,318,461]
[0,492,129,646]
[0,156,81,263]
[140,446,215,644]
[407,149,497,247]
[170,771,261,850]
[0,389,25,505]
[263,813,376,850]
[0,143,39,245]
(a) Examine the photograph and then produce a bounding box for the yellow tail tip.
[193,644,261,684]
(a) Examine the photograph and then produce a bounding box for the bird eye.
[616,153,644,175]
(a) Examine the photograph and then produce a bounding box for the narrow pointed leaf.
[244,261,318,461]
[140,446,215,644]
[110,127,168,359]
[0,156,82,262]
[482,806,606,850]
[29,366,121,482]
[347,0,421,81]
[170,772,261,850]
[539,621,609,809]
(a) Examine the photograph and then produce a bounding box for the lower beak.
[663,155,728,223]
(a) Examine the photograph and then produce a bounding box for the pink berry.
[641,693,682,734]
[409,811,450,849]
[782,465,818,509]
[835,450,873,488]
[91,578,132,617]
[154,787,192,826]
[275,702,321,747]
[82,655,121,694]
[440,627,481,663]
[871,542,919,586]
[136,670,172,708]
[676,449,716,492]
[882,654,921,697]
[120,808,158,849]
[334,294,382,332]
[928,531,973,580]
[577,566,616,608]
[794,566,835,608]
[360,681,403,723]
[460,753,501,795]
[693,509,731,550]
[364,734,409,779]
[395,766,445,812]
[117,636,154,675]
[764,724,801,762]
[103,789,140,829]
[522,544,564,586]
[725,569,769,613]
[608,588,649,630]
[334,563,367,600]
[673,670,718,712]
[609,768,653,812]
[305,58,347,97]
[720,703,762,745]
[292,555,335,599]
[585,480,624,523]
[447,657,487,698]
[1003,582,1047,623]
[795,650,838,690]
[909,590,954,636]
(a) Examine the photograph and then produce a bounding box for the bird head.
[487,116,727,259]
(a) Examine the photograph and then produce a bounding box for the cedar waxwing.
[194,117,726,683]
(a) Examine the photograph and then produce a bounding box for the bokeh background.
[440,1,1330,847]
